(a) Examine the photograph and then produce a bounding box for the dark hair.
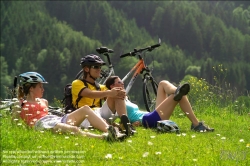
[105,76,119,89]
[17,83,37,100]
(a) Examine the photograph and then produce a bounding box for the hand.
[109,87,126,99]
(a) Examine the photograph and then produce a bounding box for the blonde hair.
[17,83,37,100]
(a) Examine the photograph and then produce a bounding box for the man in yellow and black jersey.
[72,54,134,136]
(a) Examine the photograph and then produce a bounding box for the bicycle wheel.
[143,77,158,112]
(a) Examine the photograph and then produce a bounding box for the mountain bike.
[119,39,161,112]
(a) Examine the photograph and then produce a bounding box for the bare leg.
[66,105,109,132]
[178,96,199,126]
[53,123,104,139]
[155,95,178,120]
[155,80,177,108]
[106,97,127,116]
[155,81,199,126]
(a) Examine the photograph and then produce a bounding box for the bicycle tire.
[143,77,158,112]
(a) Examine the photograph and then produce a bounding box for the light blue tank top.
[125,99,148,123]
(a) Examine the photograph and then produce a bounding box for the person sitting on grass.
[12,72,126,142]
[105,76,214,132]
[71,54,135,136]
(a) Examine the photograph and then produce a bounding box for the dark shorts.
[142,110,161,128]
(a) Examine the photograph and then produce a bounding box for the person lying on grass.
[105,76,214,132]
[11,72,126,142]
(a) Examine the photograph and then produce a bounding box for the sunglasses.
[116,81,124,84]
[91,65,102,69]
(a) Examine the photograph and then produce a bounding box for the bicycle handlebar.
[120,38,161,58]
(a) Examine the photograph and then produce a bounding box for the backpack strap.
[75,79,102,109]
[94,81,102,107]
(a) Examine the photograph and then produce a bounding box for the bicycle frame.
[98,63,115,84]
[96,47,115,84]
[122,58,147,94]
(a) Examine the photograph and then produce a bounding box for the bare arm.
[40,98,49,107]
[80,87,126,99]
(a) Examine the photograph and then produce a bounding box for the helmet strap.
[84,66,97,81]
[89,74,97,81]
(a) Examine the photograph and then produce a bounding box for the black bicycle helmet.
[80,54,106,67]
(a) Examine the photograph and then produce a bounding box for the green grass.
[1,106,249,166]
[1,75,250,165]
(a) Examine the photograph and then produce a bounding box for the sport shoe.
[191,122,214,132]
[104,126,117,142]
[114,126,127,141]
[103,126,126,142]
[120,114,136,136]
[174,83,190,101]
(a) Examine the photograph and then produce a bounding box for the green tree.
[0,56,12,99]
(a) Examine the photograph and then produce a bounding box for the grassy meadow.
[1,73,250,166]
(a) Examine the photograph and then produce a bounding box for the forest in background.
[1,1,250,107]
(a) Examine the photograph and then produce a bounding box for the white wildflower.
[14,105,21,109]
[239,139,244,142]
[142,152,149,157]
[127,140,132,143]
[105,154,112,159]
[148,141,153,146]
